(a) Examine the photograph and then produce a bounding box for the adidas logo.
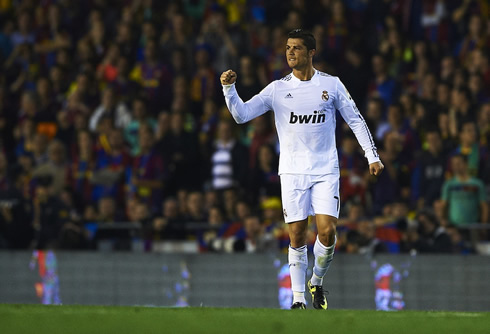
[285,93,293,99]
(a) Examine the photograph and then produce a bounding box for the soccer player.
[220,29,384,309]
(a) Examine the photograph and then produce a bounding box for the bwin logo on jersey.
[289,111,326,124]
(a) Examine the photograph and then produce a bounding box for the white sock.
[288,244,308,304]
[310,235,336,286]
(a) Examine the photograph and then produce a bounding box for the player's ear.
[309,49,316,58]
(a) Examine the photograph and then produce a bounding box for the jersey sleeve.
[334,78,380,164]
[222,82,273,124]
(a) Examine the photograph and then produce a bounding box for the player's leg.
[308,174,339,309]
[280,174,311,309]
[312,214,337,284]
[288,219,308,308]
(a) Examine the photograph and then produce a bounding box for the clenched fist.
[369,161,384,176]
[220,69,237,85]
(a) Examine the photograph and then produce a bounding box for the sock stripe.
[290,244,307,251]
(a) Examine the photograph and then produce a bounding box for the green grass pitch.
[1,304,488,334]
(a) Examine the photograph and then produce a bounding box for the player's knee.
[318,221,336,242]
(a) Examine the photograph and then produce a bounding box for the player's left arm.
[334,78,384,176]
[221,70,273,124]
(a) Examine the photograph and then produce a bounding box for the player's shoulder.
[266,74,291,90]
[316,70,339,82]
[279,73,293,82]
[317,71,343,94]
[270,73,292,88]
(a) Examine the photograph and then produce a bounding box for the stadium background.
[0,0,489,311]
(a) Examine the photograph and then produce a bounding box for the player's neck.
[292,65,315,81]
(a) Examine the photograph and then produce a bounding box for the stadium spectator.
[449,88,474,137]
[32,178,68,249]
[68,130,94,208]
[248,144,281,202]
[130,39,172,113]
[124,97,156,156]
[366,97,385,140]
[89,87,131,132]
[416,130,447,208]
[55,109,75,151]
[222,187,239,222]
[209,120,248,191]
[235,55,262,103]
[370,131,411,214]
[185,191,206,224]
[151,197,185,241]
[237,215,277,253]
[189,44,215,114]
[368,54,398,107]
[261,197,289,252]
[11,11,35,47]
[338,132,367,208]
[92,128,130,206]
[451,121,486,177]
[0,166,34,249]
[446,224,474,254]
[57,187,88,250]
[36,77,60,123]
[158,112,200,194]
[96,43,121,84]
[247,115,276,170]
[95,196,118,223]
[356,220,388,255]
[441,154,488,226]
[376,103,417,157]
[436,81,451,111]
[403,209,452,253]
[68,72,99,112]
[32,139,68,196]
[129,124,165,213]
[198,8,240,75]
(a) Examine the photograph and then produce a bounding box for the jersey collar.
[290,69,320,87]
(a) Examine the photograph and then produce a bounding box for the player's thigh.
[310,173,340,218]
[280,174,312,223]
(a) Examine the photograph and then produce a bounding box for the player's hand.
[220,69,237,85]
[369,161,384,176]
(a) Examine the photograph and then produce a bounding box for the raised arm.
[334,78,384,175]
[221,69,273,124]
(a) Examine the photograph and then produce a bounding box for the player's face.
[286,38,311,70]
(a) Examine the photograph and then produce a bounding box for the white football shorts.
[280,173,340,223]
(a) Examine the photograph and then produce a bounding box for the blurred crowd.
[0,0,489,254]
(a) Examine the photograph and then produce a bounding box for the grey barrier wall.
[0,251,489,311]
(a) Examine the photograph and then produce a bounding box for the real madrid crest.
[322,90,329,102]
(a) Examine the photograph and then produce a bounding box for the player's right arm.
[221,69,273,124]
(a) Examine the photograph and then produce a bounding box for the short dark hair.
[287,29,316,51]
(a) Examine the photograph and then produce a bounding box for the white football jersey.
[223,69,380,175]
